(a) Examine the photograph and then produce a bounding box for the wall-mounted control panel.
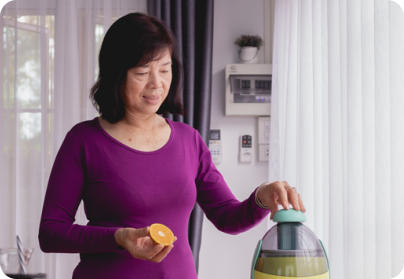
[239,135,253,163]
[209,129,222,165]
[257,117,270,162]
[225,64,272,115]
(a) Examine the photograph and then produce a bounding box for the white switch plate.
[258,117,270,162]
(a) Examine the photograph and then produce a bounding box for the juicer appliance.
[251,209,330,279]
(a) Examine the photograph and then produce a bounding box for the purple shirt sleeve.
[38,129,122,253]
[194,130,269,235]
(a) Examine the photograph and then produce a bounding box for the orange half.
[149,223,175,246]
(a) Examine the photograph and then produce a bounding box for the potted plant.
[234,35,263,63]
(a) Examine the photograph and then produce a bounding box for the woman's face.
[123,48,172,116]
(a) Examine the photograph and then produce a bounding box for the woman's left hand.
[256,181,306,220]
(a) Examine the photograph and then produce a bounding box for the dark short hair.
[90,13,184,123]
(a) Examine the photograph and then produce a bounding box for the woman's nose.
[147,71,162,88]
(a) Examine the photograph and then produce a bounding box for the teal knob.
[273,209,306,223]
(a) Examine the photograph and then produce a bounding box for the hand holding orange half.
[149,223,176,246]
[114,224,176,263]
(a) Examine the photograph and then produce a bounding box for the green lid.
[273,209,306,223]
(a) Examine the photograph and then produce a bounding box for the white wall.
[198,0,272,278]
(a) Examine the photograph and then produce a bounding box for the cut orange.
[149,223,175,246]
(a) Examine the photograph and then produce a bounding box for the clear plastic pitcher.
[251,210,330,279]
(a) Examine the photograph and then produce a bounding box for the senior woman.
[38,13,305,279]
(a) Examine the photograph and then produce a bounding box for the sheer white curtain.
[269,0,404,278]
[0,0,146,278]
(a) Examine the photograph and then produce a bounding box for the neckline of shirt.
[93,116,175,155]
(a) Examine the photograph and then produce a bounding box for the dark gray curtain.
[147,0,214,273]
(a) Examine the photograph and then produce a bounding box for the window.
[1,13,117,157]
[2,15,54,140]
[1,16,55,188]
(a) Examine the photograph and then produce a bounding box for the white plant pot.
[239,46,258,63]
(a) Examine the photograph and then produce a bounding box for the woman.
[38,13,305,278]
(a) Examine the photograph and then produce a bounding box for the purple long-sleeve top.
[38,117,269,278]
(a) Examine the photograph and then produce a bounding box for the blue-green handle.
[251,239,262,279]
[319,239,330,279]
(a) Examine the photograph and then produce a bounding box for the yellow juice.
[254,270,329,279]
[254,256,329,278]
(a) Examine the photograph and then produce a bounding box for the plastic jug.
[251,209,330,279]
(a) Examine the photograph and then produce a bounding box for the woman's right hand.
[114,227,175,262]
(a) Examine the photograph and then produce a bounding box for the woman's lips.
[143,95,161,105]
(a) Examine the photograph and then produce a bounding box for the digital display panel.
[255,80,271,89]
[209,130,221,140]
[241,80,251,89]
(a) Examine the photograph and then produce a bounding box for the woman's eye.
[161,70,170,73]
[136,72,148,76]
